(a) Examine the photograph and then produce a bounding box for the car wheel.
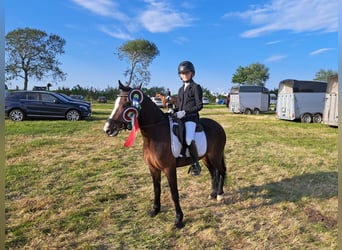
[313,113,322,123]
[253,108,260,115]
[9,109,24,121]
[66,110,80,121]
[244,108,252,115]
[301,113,312,123]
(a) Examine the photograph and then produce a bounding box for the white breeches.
[184,121,196,146]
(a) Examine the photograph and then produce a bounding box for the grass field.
[5,104,337,249]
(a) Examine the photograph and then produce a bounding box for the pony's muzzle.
[103,122,119,137]
[105,129,118,137]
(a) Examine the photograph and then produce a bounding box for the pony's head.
[103,81,144,136]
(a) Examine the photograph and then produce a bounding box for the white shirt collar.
[184,82,190,90]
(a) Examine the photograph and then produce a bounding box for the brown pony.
[156,93,177,109]
[103,81,227,228]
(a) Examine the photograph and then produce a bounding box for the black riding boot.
[188,140,201,176]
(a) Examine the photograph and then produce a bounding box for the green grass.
[5,104,337,249]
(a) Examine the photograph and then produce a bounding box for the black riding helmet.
[178,61,195,76]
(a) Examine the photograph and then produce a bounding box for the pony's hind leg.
[202,158,219,199]
[216,155,226,201]
[149,167,161,217]
[203,156,226,201]
[209,168,219,199]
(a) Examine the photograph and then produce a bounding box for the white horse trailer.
[229,85,270,115]
[276,79,327,123]
[323,75,338,127]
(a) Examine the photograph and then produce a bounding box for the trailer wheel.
[301,113,312,123]
[313,113,322,123]
[253,108,260,115]
[244,108,252,115]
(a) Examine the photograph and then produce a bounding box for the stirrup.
[188,162,201,176]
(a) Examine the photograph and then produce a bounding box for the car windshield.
[54,93,70,102]
[57,93,70,99]
[57,93,77,101]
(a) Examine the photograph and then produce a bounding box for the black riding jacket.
[176,80,203,122]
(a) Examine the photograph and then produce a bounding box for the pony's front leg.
[149,167,161,217]
[164,167,184,228]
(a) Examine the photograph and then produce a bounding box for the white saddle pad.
[169,117,207,158]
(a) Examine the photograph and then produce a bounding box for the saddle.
[169,116,207,158]
[172,117,203,146]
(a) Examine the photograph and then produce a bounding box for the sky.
[5,0,338,95]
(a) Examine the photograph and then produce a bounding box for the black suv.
[5,91,92,121]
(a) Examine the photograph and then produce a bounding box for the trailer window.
[239,86,263,92]
[279,80,327,93]
[293,81,327,93]
[231,85,270,93]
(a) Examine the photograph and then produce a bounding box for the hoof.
[208,194,216,200]
[149,209,160,217]
[175,221,184,229]
[174,213,184,228]
[208,192,218,200]
[217,194,224,201]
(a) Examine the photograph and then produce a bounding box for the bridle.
[106,89,143,133]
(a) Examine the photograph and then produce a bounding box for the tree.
[232,63,269,86]
[5,27,66,90]
[231,66,248,84]
[314,69,337,81]
[116,39,160,87]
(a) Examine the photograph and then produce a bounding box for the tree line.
[54,84,216,103]
[5,27,337,96]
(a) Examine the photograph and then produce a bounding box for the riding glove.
[176,110,186,119]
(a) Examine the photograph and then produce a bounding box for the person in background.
[226,93,230,108]
[172,60,203,176]
[166,88,171,102]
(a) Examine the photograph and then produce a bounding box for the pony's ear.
[118,80,131,92]
[118,80,124,88]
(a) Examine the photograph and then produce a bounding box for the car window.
[41,93,57,102]
[9,92,26,100]
[28,92,40,100]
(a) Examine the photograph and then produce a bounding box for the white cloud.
[266,40,281,45]
[174,36,189,45]
[99,25,133,40]
[309,48,334,56]
[139,0,193,32]
[265,54,287,62]
[72,0,193,38]
[71,0,128,21]
[224,0,338,38]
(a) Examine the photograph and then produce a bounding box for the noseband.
[106,117,128,131]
